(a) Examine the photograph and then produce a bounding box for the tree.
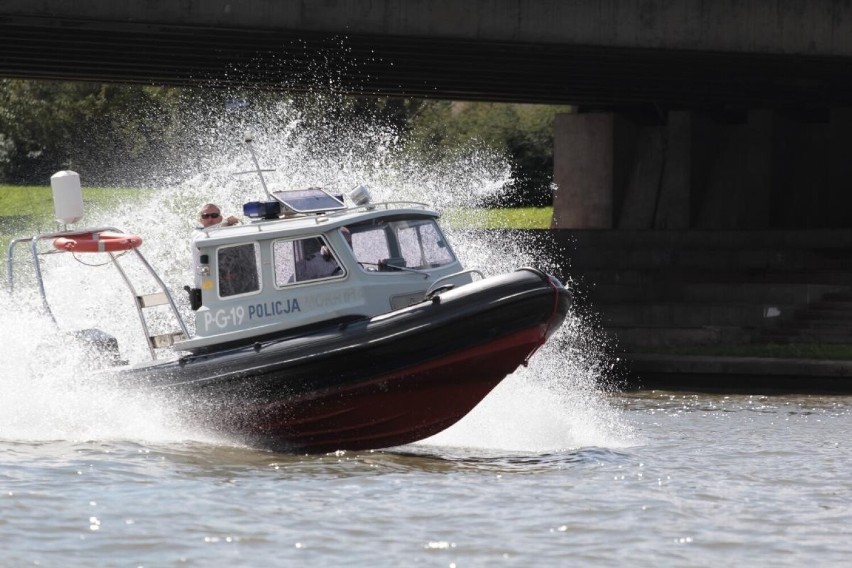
[404,101,570,207]
[0,79,569,206]
[0,80,195,185]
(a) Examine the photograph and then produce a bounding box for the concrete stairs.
[526,229,852,351]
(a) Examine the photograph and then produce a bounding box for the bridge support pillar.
[551,110,668,229]
[552,108,852,230]
[551,112,622,228]
[654,110,693,229]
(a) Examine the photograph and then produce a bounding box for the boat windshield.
[347,218,455,271]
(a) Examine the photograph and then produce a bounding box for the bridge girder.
[3,12,852,108]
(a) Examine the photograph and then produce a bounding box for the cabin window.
[273,236,343,287]
[349,226,391,267]
[349,218,455,271]
[217,243,260,298]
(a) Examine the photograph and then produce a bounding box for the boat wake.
[418,331,633,453]
[0,292,191,444]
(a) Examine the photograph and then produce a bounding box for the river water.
[1,389,849,566]
[3,100,850,566]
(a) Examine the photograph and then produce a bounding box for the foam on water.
[0,292,188,443]
[419,233,633,452]
[1,95,631,452]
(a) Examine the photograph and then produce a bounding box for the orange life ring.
[53,231,143,253]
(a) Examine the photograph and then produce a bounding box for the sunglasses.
[201,212,221,219]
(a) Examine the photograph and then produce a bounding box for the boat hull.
[124,268,571,452]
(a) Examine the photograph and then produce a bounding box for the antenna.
[241,130,274,199]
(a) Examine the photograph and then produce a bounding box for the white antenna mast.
[237,131,275,199]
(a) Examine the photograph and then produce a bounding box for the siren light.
[243,200,282,220]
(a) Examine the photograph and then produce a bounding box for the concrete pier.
[625,354,852,395]
[552,108,852,231]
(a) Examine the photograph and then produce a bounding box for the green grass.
[1,186,555,230]
[0,184,148,254]
[0,184,141,220]
[442,206,553,229]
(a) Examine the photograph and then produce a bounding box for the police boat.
[6,158,571,453]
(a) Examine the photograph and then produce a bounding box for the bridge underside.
[4,15,852,108]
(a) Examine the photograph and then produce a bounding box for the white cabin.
[180,201,475,352]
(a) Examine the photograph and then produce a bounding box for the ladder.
[109,249,190,360]
[7,229,191,361]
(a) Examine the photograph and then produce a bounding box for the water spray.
[233,130,276,199]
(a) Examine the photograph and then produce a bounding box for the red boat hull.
[233,326,546,452]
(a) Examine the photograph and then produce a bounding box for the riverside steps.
[517,229,852,393]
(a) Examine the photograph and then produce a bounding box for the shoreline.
[620,352,852,395]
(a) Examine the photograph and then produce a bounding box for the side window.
[217,243,260,298]
[273,237,342,287]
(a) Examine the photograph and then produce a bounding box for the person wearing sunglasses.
[189,203,240,301]
[197,203,239,229]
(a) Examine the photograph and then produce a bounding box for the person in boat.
[340,226,352,248]
[190,203,241,294]
[316,227,352,274]
[196,203,239,230]
[289,228,352,282]
[294,238,341,281]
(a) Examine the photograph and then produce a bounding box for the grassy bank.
[441,207,552,229]
[0,184,148,257]
[0,185,555,231]
[0,184,142,228]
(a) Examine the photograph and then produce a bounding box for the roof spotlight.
[348,185,372,207]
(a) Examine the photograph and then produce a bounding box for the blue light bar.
[243,200,282,219]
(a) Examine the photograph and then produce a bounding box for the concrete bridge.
[3,0,852,107]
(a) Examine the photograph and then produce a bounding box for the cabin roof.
[193,202,440,247]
